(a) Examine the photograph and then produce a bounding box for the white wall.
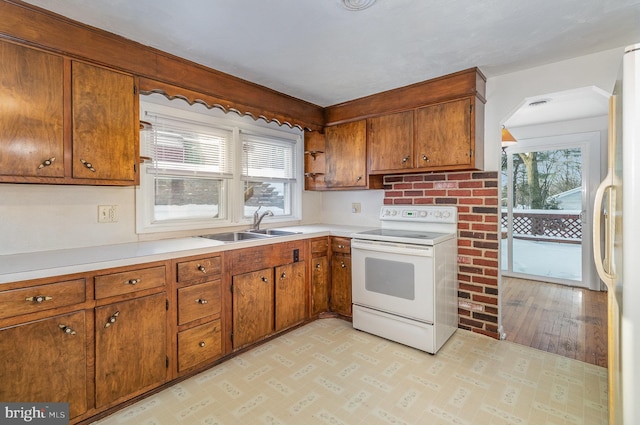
[0,47,628,255]
[484,46,624,171]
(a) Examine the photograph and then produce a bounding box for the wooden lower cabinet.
[330,237,352,317]
[178,319,222,372]
[309,237,330,316]
[0,310,88,419]
[95,292,167,408]
[232,267,274,349]
[331,253,352,316]
[275,261,306,331]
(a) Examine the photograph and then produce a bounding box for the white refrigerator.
[593,42,640,425]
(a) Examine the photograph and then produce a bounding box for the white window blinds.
[141,111,233,177]
[241,132,296,181]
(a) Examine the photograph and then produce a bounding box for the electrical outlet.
[351,202,361,213]
[98,205,118,223]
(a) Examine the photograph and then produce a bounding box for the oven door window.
[365,258,415,300]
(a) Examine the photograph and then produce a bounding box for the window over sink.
[137,94,302,234]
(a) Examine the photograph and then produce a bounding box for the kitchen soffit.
[19,0,640,108]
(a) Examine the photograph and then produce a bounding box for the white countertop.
[0,224,375,284]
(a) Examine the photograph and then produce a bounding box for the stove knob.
[435,211,442,218]
[443,211,451,218]
[420,211,427,217]
[390,210,397,216]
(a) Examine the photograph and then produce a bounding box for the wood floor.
[501,276,608,368]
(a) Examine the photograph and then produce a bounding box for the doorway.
[501,132,601,289]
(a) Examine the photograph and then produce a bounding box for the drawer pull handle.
[126,278,140,285]
[261,276,268,283]
[337,244,345,249]
[195,298,208,304]
[199,341,206,347]
[58,324,77,335]
[104,311,120,328]
[25,295,53,303]
[80,159,96,172]
[197,264,206,273]
[341,262,347,268]
[38,157,56,169]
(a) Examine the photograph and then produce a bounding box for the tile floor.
[91,318,608,425]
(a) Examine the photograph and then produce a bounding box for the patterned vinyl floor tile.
[91,318,608,425]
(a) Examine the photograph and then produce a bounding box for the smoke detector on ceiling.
[340,0,376,11]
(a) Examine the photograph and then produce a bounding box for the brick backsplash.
[383,171,500,339]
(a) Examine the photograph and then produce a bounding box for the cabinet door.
[325,120,367,188]
[95,292,166,407]
[310,255,329,316]
[331,254,352,317]
[275,261,306,331]
[414,98,472,168]
[0,40,64,178]
[368,111,414,173]
[232,267,274,349]
[72,61,137,182]
[0,311,87,419]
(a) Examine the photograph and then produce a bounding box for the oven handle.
[351,240,433,257]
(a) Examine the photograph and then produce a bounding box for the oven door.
[351,239,434,323]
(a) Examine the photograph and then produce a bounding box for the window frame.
[136,94,303,234]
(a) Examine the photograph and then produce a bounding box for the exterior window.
[241,133,296,218]
[137,95,301,234]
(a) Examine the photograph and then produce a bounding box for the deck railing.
[501,210,582,244]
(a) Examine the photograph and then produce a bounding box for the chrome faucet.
[252,206,274,230]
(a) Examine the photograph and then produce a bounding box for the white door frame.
[502,131,602,290]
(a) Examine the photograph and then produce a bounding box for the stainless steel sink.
[199,231,270,242]
[246,229,300,236]
[199,229,299,243]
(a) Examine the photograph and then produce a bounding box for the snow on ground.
[501,238,582,282]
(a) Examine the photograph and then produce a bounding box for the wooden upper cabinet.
[415,97,473,169]
[72,61,137,182]
[368,110,414,173]
[0,40,64,179]
[324,120,368,188]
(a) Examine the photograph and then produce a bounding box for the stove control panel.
[379,206,457,223]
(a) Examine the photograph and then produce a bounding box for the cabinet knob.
[25,295,53,303]
[356,176,362,182]
[104,311,120,328]
[126,278,140,285]
[280,272,286,280]
[195,298,208,304]
[261,276,268,283]
[402,156,409,163]
[422,155,430,162]
[197,264,206,273]
[315,263,321,269]
[38,157,56,169]
[341,262,347,268]
[58,324,77,335]
[80,159,96,172]
[199,341,206,347]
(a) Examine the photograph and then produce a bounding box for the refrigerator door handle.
[593,177,616,288]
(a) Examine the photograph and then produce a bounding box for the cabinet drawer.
[178,281,221,325]
[178,319,222,372]
[331,237,351,254]
[0,279,86,320]
[310,238,329,256]
[94,266,166,299]
[177,256,221,283]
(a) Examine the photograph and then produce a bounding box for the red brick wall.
[383,171,501,339]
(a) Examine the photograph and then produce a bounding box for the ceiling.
[20,0,640,108]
